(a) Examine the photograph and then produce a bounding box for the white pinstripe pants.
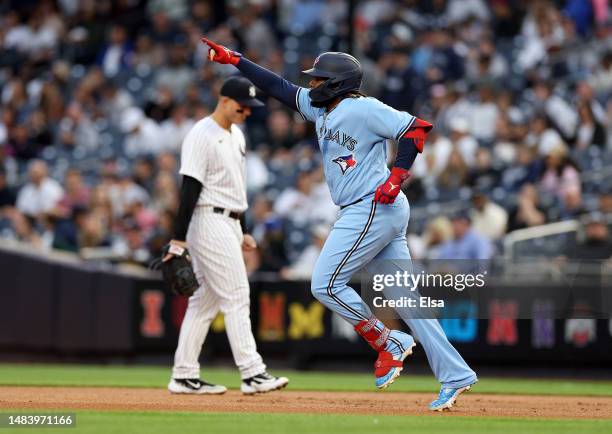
[172,208,266,380]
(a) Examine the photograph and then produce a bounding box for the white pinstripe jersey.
[179,116,248,212]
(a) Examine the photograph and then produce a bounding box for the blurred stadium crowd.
[0,0,611,276]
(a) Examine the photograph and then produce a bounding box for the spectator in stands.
[437,83,471,136]
[575,101,607,149]
[4,208,46,248]
[539,145,581,201]
[266,109,296,150]
[16,160,63,219]
[120,107,164,156]
[52,205,87,252]
[147,10,179,45]
[232,4,278,59]
[531,81,578,142]
[0,167,16,208]
[146,207,174,260]
[470,192,508,240]
[448,117,477,167]
[437,212,494,260]
[248,194,275,244]
[567,213,612,261]
[470,84,499,144]
[132,157,156,192]
[3,10,32,56]
[274,167,338,225]
[144,86,175,123]
[56,168,90,218]
[130,199,158,234]
[97,24,133,78]
[378,46,419,113]
[600,193,612,215]
[156,152,178,177]
[281,224,330,280]
[7,124,43,162]
[588,50,612,95]
[492,115,518,166]
[58,99,99,150]
[508,184,547,232]
[160,104,194,152]
[468,148,501,192]
[526,114,564,157]
[465,38,509,83]
[131,33,164,69]
[445,0,490,24]
[245,151,270,194]
[26,109,53,150]
[151,171,178,213]
[78,209,112,250]
[501,144,542,192]
[421,216,453,260]
[107,169,150,218]
[99,80,135,125]
[114,218,151,265]
[154,41,195,99]
[575,81,607,128]
[257,217,288,273]
[411,129,452,187]
[438,148,469,191]
[558,185,586,221]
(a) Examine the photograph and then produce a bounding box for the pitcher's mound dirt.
[1,387,610,419]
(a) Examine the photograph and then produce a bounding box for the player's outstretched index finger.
[201,37,218,49]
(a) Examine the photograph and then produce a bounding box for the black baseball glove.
[160,243,199,296]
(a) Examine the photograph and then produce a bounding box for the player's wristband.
[168,244,186,256]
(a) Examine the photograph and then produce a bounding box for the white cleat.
[241,372,289,395]
[168,378,227,395]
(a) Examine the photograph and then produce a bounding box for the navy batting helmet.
[302,52,363,107]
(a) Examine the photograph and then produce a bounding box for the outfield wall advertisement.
[1,248,610,365]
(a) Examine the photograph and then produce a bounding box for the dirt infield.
[2,386,612,419]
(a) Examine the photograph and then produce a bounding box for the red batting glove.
[201,37,241,66]
[374,167,411,204]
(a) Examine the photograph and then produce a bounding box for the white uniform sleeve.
[179,124,209,184]
[366,98,415,140]
[295,87,322,122]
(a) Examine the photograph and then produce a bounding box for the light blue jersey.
[296,88,415,206]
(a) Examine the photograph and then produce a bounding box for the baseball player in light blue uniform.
[202,37,477,411]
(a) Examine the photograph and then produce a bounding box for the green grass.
[1,411,610,434]
[0,363,611,396]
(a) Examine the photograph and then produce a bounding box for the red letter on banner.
[258,292,286,341]
[487,300,518,345]
[141,290,165,338]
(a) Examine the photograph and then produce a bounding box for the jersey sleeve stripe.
[396,115,416,141]
[295,87,306,121]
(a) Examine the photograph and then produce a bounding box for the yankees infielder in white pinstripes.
[167,77,288,395]
[179,118,248,212]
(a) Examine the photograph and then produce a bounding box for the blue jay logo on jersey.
[333,154,357,175]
